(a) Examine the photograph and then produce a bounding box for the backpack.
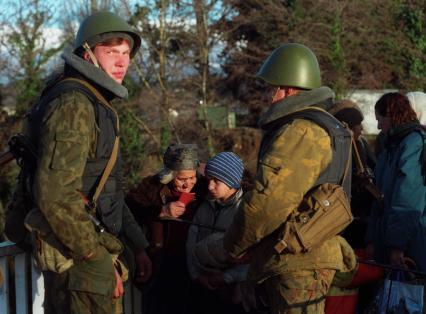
[4,78,102,244]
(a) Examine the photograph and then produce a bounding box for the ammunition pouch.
[113,256,129,282]
[24,208,125,275]
[274,183,353,254]
[25,208,74,273]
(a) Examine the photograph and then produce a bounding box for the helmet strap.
[83,42,100,68]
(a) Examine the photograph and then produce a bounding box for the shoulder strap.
[59,78,120,131]
[340,134,352,186]
[352,137,365,176]
[57,78,120,204]
[260,107,352,188]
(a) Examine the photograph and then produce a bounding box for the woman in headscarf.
[126,144,207,314]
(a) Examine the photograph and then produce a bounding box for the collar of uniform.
[258,86,335,128]
[61,50,128,99]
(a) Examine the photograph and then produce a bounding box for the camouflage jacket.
[30,51,148,259]
[223,87,356,283]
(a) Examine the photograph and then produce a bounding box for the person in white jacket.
[186,152,248,314]
[406,91,426,125]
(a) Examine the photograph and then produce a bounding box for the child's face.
[206,176,237,202]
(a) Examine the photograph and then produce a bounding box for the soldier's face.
[172,170,197,193]
[93,40,131,84]
[265,86,299,104]
[207,176,237,202]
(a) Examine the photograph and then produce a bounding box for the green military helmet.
[256,43,321,90]
[74,11,141,58]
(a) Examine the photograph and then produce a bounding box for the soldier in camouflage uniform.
[223,43,356,314]
[10,12,151,313]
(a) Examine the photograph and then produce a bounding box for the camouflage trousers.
[263,269,336,314]
[42,247,116,314]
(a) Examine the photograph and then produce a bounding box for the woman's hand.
[161,201,186,218]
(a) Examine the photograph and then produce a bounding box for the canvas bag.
[274,182,353,254]
[274,124,353,254]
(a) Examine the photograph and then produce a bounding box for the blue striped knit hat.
[205,152,244,189]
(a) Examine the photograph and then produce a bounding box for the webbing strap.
[62,77,120,131]
[60,78,120,204]
[351,137,364,174]
[92,137,119,203]
[302,107,352,186]
[282,106,352,186]
[340,134,352,186]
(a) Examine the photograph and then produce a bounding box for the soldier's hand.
[113,269,124,298]
[135,250,152,283]
[164,201,186,218]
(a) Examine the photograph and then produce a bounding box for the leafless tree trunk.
[193,0,215,156]
[0,0,64,114]
[158,0,172,150]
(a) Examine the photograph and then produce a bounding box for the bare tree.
[0,0,64,114]
[192,0,215,156]
[125,0,189,152]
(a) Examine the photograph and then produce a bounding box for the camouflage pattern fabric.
[29,85,121,311]
[263,269,336,314]
[224,119,332,255]
[32,91,99,259]
[43,246,115,314]
[113,296,123,314]
[224,119,354,278]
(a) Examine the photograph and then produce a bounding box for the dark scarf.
[167,183,182,201]
[387,121,426,184]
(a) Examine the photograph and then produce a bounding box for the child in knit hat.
[186,152,248,314]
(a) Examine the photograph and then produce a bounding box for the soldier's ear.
[83,51,90,61]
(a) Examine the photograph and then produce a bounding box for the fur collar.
[258,86,335,128]
[61,51,128,99]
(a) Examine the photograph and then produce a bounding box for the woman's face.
[375,110,392,134]
[172,170,197,193]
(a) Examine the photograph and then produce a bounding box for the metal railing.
[0,241,141,314]
[0,241,44,314]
